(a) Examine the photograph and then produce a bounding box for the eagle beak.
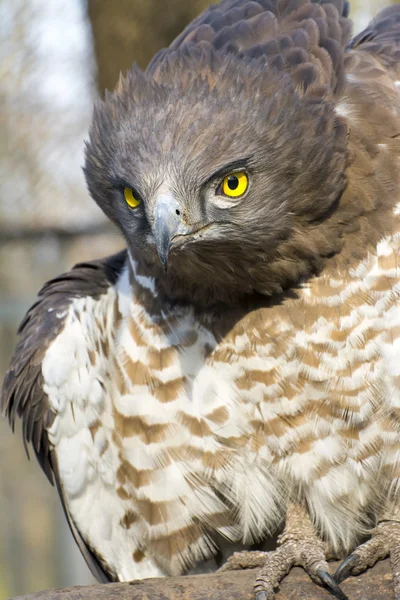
[153,194,190,269]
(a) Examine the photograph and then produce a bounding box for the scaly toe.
[333,522,392,584]
[218,550,267,572]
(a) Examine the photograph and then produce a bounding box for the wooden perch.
[12,559,393,600]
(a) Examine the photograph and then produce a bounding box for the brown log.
[11,559,393,600]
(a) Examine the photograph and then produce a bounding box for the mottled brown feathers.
[1,250,126,474]
[1,251,126,582]
[147,1,351,95]
[349,6,400,74]
[151,0,352,94]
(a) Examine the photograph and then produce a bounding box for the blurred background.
[0,0,397,598]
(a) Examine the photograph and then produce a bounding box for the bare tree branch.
[11,559,392,600]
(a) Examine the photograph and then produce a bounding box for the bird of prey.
[2,0,400,598]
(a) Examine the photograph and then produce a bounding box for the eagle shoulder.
[344,6,400,104]
[348,6,400,54]
[148,0,352,97]
[0,250,127,582]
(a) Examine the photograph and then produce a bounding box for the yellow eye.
[124,187,141,208]
[221,172,249,198]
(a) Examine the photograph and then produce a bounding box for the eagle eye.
[220,172,249,198]
[124,187,141,208]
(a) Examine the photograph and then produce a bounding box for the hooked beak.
[153,194,191,269]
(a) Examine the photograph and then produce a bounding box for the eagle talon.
[334,554,360,584]
[317,569,350,600]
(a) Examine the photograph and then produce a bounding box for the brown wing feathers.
[1,251,126,482]
[149,1,352,101]
[349,6,400,50]
[348,6,400,79]
[1,251,126,582]
[170,0,350,53]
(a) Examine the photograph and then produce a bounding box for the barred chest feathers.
[41,227,400,582]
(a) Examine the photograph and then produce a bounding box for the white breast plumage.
[39,225,400,580]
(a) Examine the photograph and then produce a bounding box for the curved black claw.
[317,569,350,600]
[334,554,360,584]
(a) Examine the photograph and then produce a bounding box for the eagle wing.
[148,0,352,96]
[1,250,127,582]
[347,6,400,80]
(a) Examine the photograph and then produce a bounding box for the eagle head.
[84,47,348,307]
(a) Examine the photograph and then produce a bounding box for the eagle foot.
[219,543,348,600]
[335,520,400,598]
[218,503,349,599]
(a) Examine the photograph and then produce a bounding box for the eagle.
[2,1,400,599]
